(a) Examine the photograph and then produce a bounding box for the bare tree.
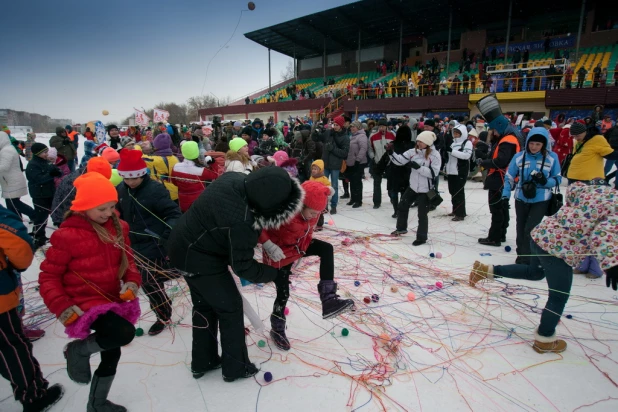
[280,59,295,81]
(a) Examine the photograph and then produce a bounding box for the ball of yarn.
[390,285,398,293]
[566,314,573,319]
[341,328,349,336]
[430,252,435,258]
[407,292,416,301]
[371,294,379,302]
[435,281,443,289]
[504,245,512,252]
[328,220,334,225]
[284,307,290,316]
[379,333,390,342]
[363,296,371,304]
[435,252,442,259]
[354,280,361,287]
[258,340,266,348]
[135,327,144,337]
[264,372,272,382]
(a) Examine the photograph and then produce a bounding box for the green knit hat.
[229,137,248,152]
[181,141,200,160]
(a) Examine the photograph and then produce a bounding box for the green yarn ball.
[258,340,266,347]
[341,328,349,337]
[135,327,144,337]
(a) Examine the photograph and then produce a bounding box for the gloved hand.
[119,282,139,301]
[49,168,62,177]
[446,146,453,153]
[204,155,214,165]
[385,143,394,155]
[532,171,548,186]
[606,266,618,291]
[58,305,84,326]
[410,161,421,170]
[324,142,333,152]
[263,240,286,262]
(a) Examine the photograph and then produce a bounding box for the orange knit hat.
[86,157,112,180]
[70,172,118,211]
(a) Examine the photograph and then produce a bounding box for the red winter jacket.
[554,127,574,165]
[170,159,219,212]
[39,213,142,318]
[258,212,318,268]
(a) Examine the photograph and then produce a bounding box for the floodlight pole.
[398,21,403,78]
[268,48,272,93]
[294,47,297,84]
[446,8,452,78]
[504,0,513,64]
[323,37,327,83]
[357,29,361,83]
[575,0,586,62]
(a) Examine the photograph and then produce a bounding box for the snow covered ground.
[1,134,617,411]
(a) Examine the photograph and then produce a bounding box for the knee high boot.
[87,374,126,412]
[318,280,355,319]
[270,269,291,350]
[64,334,102,384]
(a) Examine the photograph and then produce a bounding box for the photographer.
[503,127,562,264]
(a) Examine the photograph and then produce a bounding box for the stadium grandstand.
[199,0,618,122]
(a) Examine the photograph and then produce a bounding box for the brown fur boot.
[532,330,567,354]
[469,261,494,287]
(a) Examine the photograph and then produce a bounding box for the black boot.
[340,192,350,199]
[223,363,259,382]
[192,356,222,379]
[87,374,126,412]
[148,319,168,336]
[64,334,101,384]
[23,384,64,412]
[269,314,290,351]
[317,281,354,319]
[478,237,501,247]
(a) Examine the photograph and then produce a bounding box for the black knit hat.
[570,122,587,136]
[424,119,436,128]
[107,124,119,132]
[31,142,48,156]
[527,133,546,150]
[378,118,388,126]
[241,126,252,136]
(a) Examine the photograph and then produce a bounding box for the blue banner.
[491,36,575,55]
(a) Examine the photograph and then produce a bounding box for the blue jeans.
[494,240,573,337]
[324,169,339,207]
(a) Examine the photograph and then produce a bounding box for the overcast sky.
[1,0,354,124]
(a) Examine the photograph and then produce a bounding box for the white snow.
[1,134,617,411]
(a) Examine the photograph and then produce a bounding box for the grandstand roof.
[244,0,585,60]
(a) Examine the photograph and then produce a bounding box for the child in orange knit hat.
[39,172,141,411]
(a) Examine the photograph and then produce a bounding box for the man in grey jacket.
[368,118,395,209]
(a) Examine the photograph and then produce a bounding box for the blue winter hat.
[65,124,73,132]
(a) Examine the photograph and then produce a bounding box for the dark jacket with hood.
[313,128,350,170]
[25,155,59,199]
[376,125,414,192]
[116,175,182,261]
[49,127,77,161]
[166,168,303,282]
[51,167,85,226]
[291,129,316,173]
[250,119,265,142]
[479,126,521,191]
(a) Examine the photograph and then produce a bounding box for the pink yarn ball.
[435,252,442,259]
[407,292,416,301]
[328,220,334,225]
[435,281,443,289]
[284,307,290,316]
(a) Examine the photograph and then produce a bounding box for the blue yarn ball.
[354,280,361,287]
[429,252,435,258]
[566,314,573,319]
[264,372,273,382]
[504,246,512,252]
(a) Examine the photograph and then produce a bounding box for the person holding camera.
[502,127,562,264]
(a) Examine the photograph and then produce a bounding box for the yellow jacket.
[144,154,179,200]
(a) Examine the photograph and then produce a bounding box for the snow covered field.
[1,134,617,411]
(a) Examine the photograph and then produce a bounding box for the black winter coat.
[291,130,316,173]
[479,134,519,191]
[116,175,181,261]
[314,128,349,170]
[25,156,59,199]
[376,140,414,192]
[166,172,279,282]
[253,138,277,156]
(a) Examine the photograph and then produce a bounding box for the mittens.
[58,305,84,326]
[119,282,139,301]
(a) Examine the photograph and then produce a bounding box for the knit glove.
[606,266,618,291]
[58,305,84,326]
[409,161,421,170]
[263,240,285,262]
[119,282,139,301]
[532,171,548,186]
[204,155,214,165]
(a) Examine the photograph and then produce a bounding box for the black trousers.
[5,198,36,221]
[185,272,250,378]
[139,259,172,322]
[515,200,550,264]
[487,189,509,241]
[274,239,334,318]
[90,311,135,377]
[396,188,430,241]
[372,173,383,206]
[31,197,53,241]
[348,163,364,204]
[0,308,49,404]
[447,174,467,217]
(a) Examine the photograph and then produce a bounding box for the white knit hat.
[416,131,437,146]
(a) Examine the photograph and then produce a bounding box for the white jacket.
[389,146,442,193]
[0,132,28,199]
[445,125,473,176]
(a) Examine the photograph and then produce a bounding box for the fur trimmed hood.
[244,167,304,231]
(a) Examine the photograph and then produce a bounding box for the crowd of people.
[0,95,617,410]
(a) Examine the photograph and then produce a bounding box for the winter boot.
[64,334,101,384]
[22,384,64,412]
[87,374,126,412]
[148,319,168,336]
[223,363,259,383]
[469,261,494,288]
[269,314,290,351]
[532,330,567,354]
[192,356,222,379]
[317,280,355,320]
[478,237,501,247]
